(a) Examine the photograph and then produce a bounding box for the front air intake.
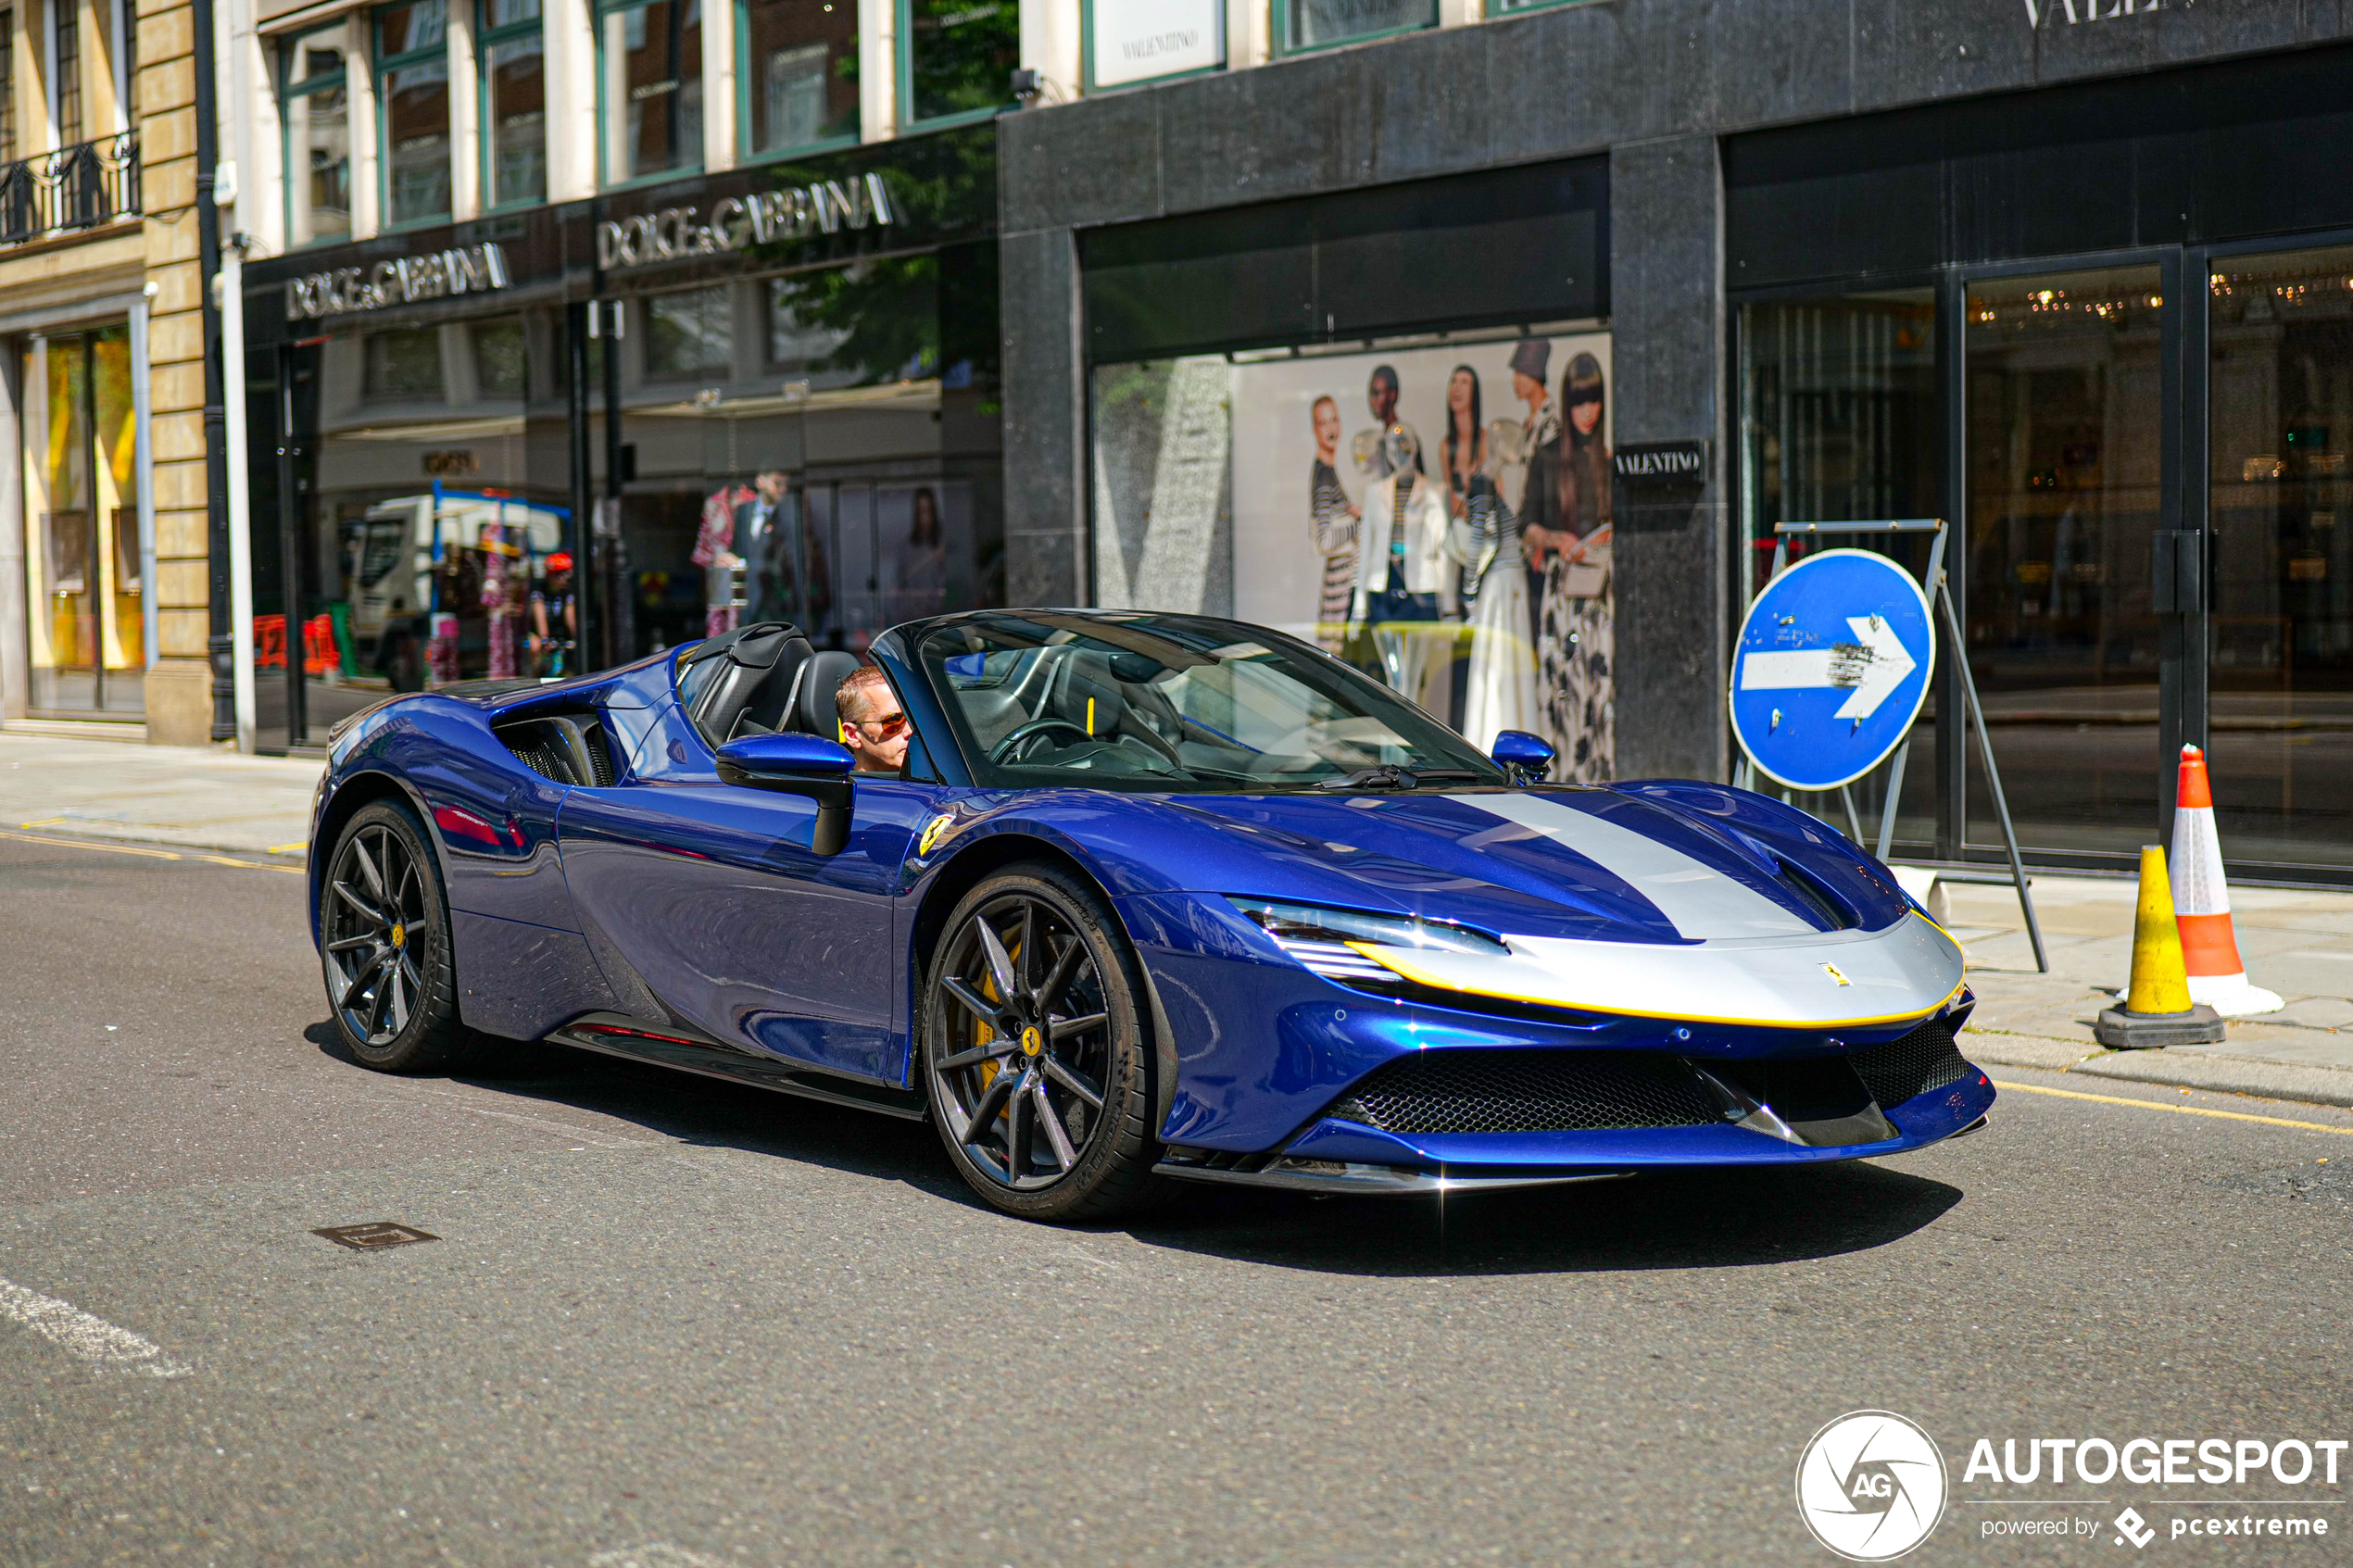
[1327,1049,1723,1135]
[1849,1016,1972,1110]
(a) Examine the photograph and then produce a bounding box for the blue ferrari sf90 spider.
[309,608,1991,1220]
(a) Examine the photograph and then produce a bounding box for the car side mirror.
[716,733,856,856]
[1491,729,1555,785]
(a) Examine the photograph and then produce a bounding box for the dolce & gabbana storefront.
[243,129,1001,750]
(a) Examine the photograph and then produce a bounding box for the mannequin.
[1351,426,1455,704]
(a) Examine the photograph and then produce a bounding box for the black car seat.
[681,622,812,745]
[795,649,864,738]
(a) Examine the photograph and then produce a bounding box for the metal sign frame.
[1736,519,2047,973]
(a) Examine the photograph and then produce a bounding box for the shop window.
[900,0,1015,128]
[363,326,446,398]
[480,0,545,207]
[1279,0,1432,56]
[770,258,939,386]
[1736,290,1940,844]
[644,285,733,378]
[597,0,701,186]
[266,310,573,746]
[740,0,856,157]
[1089,332,1616,780]
[375,0,451,227]
[21,327,141,714]
[1963,265,2165,859]
[2207,245,2353,870]
[281,23,351,245]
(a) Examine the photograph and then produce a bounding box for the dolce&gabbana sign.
[597,170,897,271]
[285,242,512,320]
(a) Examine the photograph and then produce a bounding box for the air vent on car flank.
[494,714,617,787]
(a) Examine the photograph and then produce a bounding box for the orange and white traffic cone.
[2169,745,2283,1017]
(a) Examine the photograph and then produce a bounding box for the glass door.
[1960,264,2170,857]
[20,325,140,714]
[2207,245,2353,872]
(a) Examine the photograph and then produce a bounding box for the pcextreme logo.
[1796,1411,1950,1561]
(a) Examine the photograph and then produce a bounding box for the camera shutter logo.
[1794,1411,1948,1561]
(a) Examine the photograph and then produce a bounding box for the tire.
[319,800,473,1073]
[921,863,1162,1222]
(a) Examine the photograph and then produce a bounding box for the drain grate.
[312,1222,439,1250]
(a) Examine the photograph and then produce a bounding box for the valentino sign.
[596,171,897,271]
[284,242,512,320]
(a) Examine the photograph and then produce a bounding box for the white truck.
[344,486,570,689]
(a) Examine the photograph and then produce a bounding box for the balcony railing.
[0,132,140,246]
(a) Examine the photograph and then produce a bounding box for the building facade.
[0,0,211,742]
[227,0,1021,748]
[996,0,2353,886]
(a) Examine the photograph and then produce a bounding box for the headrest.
[682,621,802,670]
[799,649,864,736]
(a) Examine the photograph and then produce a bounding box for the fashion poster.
[1226,334,1614,780]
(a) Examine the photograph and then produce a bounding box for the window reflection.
[743,0,856,155]
[282,25,350,245]
[1738,291,1940,845]
[903,0,1014,124]
[482,0,546,207]
[599,0,702,183]
[377,0,451,225]
[2208,245,2353,869]
[1963,265,2165,856]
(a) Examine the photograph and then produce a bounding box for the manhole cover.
[313,1222,440,1250]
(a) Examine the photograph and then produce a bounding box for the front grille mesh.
[1329,1049,1722,1135]
[1850,1017,1971,1109]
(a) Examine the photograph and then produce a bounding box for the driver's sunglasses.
[857,709,912,740]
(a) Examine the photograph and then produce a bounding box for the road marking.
[0,828,181,859]
[198,853,306,874]
[19,816,65,827]
[266,840,309,855]
[0,828,302,872]
[589,1546,744,1568]
[0,1277,193,1378]
[1989,1078,2353,1135]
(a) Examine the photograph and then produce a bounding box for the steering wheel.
[989,719,1098,765]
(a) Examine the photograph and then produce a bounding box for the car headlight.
[1227,897,1508,986]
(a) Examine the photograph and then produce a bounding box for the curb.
[1963,1027,2353,1111]
[0,824,308,872]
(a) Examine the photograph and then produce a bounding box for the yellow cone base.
[2095,1002,2227,1049]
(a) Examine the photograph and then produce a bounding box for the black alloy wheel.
[922,864,1159,1221]
[320,801,472,1072]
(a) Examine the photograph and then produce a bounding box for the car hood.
[1139,784,1914,947]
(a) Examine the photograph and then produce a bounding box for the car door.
[557,700,935,1085]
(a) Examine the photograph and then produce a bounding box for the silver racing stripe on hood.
[1445,792,1816,940]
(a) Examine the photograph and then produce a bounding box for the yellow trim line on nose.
[1346,941,1967,1030]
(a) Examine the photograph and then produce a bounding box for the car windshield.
[912,612,1507,792]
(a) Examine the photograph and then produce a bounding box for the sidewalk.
[0,731,322,861]
[1933,872,2353,1108]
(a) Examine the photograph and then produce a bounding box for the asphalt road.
[3,834,2349,1568]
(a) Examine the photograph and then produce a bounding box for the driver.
[837,665,911,775]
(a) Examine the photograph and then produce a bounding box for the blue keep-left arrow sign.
[1728,547,1936,792]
